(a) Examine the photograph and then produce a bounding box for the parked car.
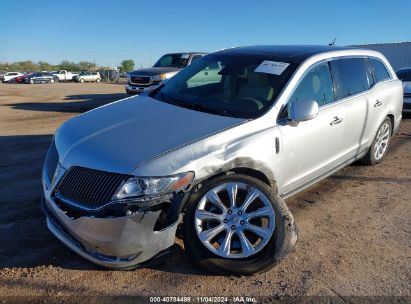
[14,73,33,83]
[52,70,79,82]
[126,52,207,94]
[396,67,411,113]
[2,72,23,83]
[24,72,59,84]
[73,71,101,83]
[42,45,402,275]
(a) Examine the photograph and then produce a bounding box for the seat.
[235,68,274,110]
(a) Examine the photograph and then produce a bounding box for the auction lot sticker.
[254,60,289,75]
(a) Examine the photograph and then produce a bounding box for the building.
[350,42,411,72]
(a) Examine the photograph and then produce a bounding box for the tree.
[38,61,54,71]
[120,59,135,72]
[78,61,95,71]
[58,60,79,71]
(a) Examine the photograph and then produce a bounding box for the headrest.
[247,71,269,88]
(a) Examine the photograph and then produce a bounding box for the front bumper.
[42,172,179,269]
[125,83,160,94]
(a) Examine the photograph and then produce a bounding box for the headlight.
[152,74,167,81]
[112,172,194,202]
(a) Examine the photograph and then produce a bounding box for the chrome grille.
[130,75,151,85]
[56,167,127,209]
[45,140,59,185]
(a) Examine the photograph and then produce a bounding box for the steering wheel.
[238,97,264,110]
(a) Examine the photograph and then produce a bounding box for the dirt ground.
[0,83,410,303]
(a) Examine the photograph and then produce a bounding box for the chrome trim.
[55,192,120,212]
[129,75,153,86]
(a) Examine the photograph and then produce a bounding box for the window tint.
[370,58,391,82]
[330,58,370,100]
[397,69,411,82]
[191,55,203,63]
[288,62,334,107]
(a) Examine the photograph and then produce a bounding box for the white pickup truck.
[52,70,79,82]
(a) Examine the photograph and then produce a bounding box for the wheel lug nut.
[238,211,242,215]
[231,225,236,230]
[240,220,245,225]
[223,219,228,224]
[227,210,232,214]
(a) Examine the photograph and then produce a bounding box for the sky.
[1,0,410,68]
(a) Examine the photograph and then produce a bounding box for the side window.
[288,62,334,108]
[330,58,370,100]
[370,58,391,82]
[186,61,223,88]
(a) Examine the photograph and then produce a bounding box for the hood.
[129,67,181,76]
[55,95,245,174]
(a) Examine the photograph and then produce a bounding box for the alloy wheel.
[194,182,275,259]
[374,122,390,160]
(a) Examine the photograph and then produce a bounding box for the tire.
[96,78,101,82]
[49,79,54,83]
[183,174,297,275]
[361,117,392,165]
[29,79,34,84]
[80,78,85,83]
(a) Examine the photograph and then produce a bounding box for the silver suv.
[74,71,101,83]
[42,45,403,275]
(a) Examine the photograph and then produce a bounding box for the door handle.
[374,100,382,107]
[330,116,343,126]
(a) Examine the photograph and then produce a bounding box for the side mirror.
[290,100,319,123]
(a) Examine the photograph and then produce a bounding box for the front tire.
[80,78,85,83]
[183,174,297,275]
[361,117,392,165]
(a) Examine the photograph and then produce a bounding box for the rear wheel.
[29,79,34,84]
[361,117,392,165]
[183,174,297,275]
[49,79,54,83]
[96,78,101,82]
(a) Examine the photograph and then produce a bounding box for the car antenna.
[329,30,341,46]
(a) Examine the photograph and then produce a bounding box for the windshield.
[153,53,190,68]
[152,54,297,118]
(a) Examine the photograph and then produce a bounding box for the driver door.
[276,61,346,196]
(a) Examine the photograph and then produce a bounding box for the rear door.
[277,61,345,195]
[329,57,376,159]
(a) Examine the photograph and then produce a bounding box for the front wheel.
[183,174,297,275]
[80,78,85,83]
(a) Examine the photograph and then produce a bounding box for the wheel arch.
[387,114,394,135]
[182,167,276,213]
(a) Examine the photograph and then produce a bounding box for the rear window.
[370,58,391,82]
[330,58,370,100]
[397,69,411,82]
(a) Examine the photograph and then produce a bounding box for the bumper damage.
[42,180,181,269]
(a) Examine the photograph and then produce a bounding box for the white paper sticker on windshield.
[254,60,290,75]
[181,53,190,59]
